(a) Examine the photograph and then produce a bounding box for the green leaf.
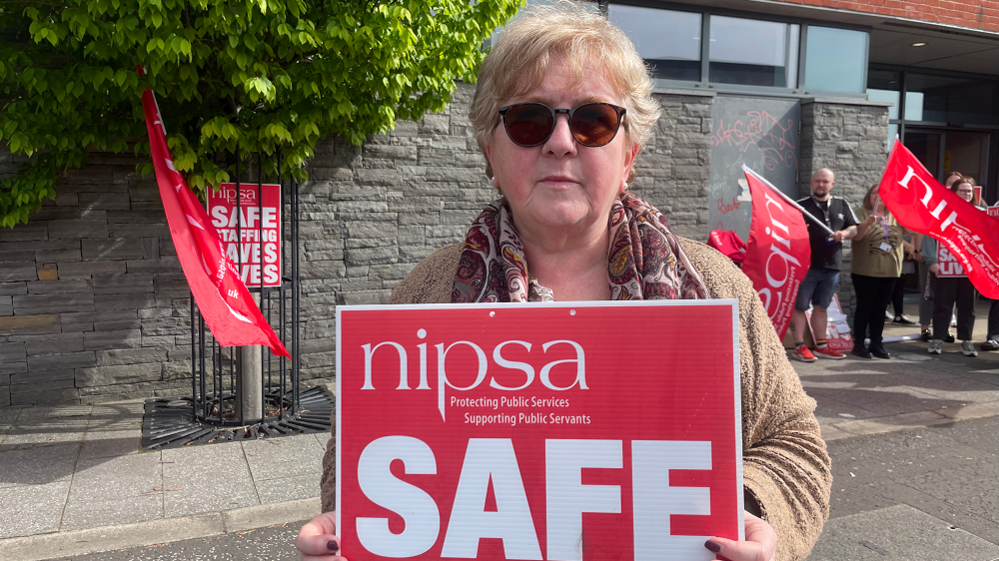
[0,0,524,227]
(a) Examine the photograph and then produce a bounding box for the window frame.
[604,0,871,99]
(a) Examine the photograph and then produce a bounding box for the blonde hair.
[469,1,660,178]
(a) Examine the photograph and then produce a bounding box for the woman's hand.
[930,263,940,277]
[704,511,777,561]
[296,511,345,561]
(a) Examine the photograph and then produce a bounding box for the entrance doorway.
[904,128,992,198]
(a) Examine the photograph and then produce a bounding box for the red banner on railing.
[878,141,999,299]
[140,76,288,357]
[741,168,811,340]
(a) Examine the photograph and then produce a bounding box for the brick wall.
[766,0,999,33]
[0,83,711,407]
[798,98,891,315]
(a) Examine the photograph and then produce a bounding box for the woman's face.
[485,59,638,240]
[870,187,880,208]
[955,182,974,202]
[945,173,963,188]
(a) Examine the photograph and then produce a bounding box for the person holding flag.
[921,177,980,357]
[877,138,999,356]
[849,184,905,359]
[790,168,861,362]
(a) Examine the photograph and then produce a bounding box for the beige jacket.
[320,238,831,561]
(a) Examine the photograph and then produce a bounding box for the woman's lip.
[539,176,578,184]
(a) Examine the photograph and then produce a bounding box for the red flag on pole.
[140,79,289,357]
[741,166,812,339]
[878,141,999,299]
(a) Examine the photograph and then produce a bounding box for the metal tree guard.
[142,152,333,450]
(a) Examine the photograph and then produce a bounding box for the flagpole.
[742,165,835,236]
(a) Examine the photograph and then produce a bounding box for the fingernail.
[328,540,339,552]
[704,540,722,553]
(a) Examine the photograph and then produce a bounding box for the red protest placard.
[337,301,744,561]
[207,183,282,287]
[988,204,999,220]
[936,244,965,277]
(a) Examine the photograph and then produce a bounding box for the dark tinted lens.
[571,103,620,147]
[504,104,553,146]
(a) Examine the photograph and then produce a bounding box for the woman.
[917,171,966,340]
[297,5,830,561]
[922,177,979,356]
[850,184,905,359]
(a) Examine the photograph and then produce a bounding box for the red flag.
[741,167,811,339]
[878,141,999,299]
[708,229,747,265]
[140,83,289,357]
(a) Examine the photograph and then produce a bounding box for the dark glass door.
[904,129,944,181]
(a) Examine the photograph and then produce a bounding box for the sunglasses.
[498,102,627,148]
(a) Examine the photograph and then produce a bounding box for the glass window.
[903,73,998,126]
[609,5,701,81]
[708,16,796,88]
[803,27,867,93]
[904,92,925,121]
[868,90,900,120]
[867,68,901,120]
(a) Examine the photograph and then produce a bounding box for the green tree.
[0,0,521,227]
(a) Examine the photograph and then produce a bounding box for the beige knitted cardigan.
[320,238,831,561]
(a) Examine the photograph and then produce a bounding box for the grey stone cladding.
[799,98,891,317]
[0,84,885,406]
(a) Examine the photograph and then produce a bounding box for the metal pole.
[292,175,300,411]
[190,291,196,419]
[742,165,835,236]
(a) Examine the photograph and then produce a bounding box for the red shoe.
[791,345,817,362]
[813,345,846,360]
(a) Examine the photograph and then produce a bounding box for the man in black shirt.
[790,168,860,362]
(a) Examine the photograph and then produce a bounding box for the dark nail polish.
[327,540,339,552]
[704,540,722,553]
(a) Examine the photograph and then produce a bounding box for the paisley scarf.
[452,192,709,302]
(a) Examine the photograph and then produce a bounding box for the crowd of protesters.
[789,168,997,362]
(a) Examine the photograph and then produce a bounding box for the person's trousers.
[892,271,915,317]
[988,298,999,340]
[852,274,897,348]
[918,261,935,327]
[933,277,976,341]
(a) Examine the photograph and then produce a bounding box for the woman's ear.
[621,143,640,192]
[484,145,502,191]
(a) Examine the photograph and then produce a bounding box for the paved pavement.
[1,302,997,561]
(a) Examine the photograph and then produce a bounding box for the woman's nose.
[543,114,577,156]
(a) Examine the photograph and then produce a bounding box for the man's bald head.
[811,168,835,200]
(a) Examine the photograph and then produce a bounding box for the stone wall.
[0,83,716,407]
[798,98,891,315]
[0,155,192,406]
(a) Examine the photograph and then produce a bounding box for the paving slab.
[0,407,23,425]
[0,512,225,561]
[78,429,143,460]
[61,492,165,532]
[161,441,260,518]
[0,441,80,487]
[242,434,325,481]
[806,505,999,561]
[0,480,71,539]
[0,426,86,450]
[66,453,163,502]
[255,472,322,505]
[835,410,953,437]
[86,402,145,431]
[935,401,999,421]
